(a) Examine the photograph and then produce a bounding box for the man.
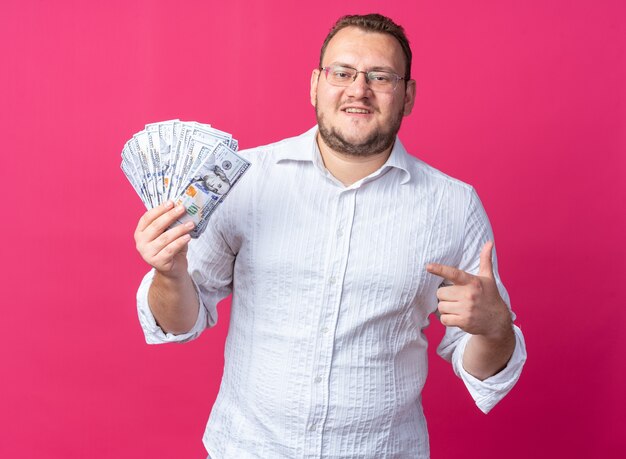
[134,14,526,458]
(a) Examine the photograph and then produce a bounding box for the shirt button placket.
[309,188,353,457]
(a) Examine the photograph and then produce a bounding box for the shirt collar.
[383,136,412,184]
[275,125,412,184]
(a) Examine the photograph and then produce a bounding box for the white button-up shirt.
[137,127,526,458]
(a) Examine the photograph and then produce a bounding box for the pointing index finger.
[425,262,474,285]
[478,240,495,279]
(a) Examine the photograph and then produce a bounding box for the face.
[203,172,230,195]
[310,26,416,157]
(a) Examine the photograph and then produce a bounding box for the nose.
[345,71,371,97]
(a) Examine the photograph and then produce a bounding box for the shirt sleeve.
[436,188,527,413]
[136,209,236,345]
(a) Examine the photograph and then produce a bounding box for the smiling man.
[134,14,527,459]
[313,26,414,161]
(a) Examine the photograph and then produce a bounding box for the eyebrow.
[329,62,400,74]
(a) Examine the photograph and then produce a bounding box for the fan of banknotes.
[121,119,250,238]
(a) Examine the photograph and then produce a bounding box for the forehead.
[323,26,406,73]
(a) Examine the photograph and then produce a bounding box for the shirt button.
[329,276,336,285]
[314,376,322,383]
[337,228,343,237]
[310,424,317,431]
[321,327,329,334]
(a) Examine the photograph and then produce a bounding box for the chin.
[316,109,401,157]
[339,132,374,145]
[337,124,379,142]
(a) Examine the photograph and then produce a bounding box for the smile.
[343,107,372,114]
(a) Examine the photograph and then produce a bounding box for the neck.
[316,133,393,186]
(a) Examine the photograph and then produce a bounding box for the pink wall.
[1,0,624,457]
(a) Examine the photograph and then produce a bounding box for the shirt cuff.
[136,269,208,344]
[452,325,527,413]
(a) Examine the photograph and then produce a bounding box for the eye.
[332,67,354,80]
[369,72,393,83]
[333,70,350,80]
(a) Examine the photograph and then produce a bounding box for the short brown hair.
[319,14,412,81]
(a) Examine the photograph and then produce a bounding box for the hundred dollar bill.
[191,122,237,151]
[121,120,250,237]
[171,124,194,200]
[168,121,183,200]
[146,120,177,200]
[146,129,164,204]
[176,135,217,198]
[172,142,249,238]
[129,133,157,208]
[121,143,151,207]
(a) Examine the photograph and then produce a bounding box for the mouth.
[342,106,373,115]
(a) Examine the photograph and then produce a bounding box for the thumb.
[478,241,495,279]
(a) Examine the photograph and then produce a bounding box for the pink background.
[1,0,624,457]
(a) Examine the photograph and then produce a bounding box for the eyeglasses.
[320,65,405,93]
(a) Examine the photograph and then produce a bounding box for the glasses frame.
[320,65,405,93]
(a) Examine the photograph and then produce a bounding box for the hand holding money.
[134,201,193,276]
[136,200,202,335]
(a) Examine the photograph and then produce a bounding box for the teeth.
[345,108,369,114]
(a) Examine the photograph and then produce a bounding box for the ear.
[310,68,321,107]
[402,79,417,116]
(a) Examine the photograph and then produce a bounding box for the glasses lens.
[367,71,396,92]
[324,66,399,92]
[326,66,356,85]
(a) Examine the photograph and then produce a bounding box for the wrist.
[480,317,514,344]
[154,262,189,283]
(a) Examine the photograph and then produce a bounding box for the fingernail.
[165,200,174,208]
[185,221,194,229]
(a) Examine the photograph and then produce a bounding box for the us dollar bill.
[172,142,249,238]
[121,120,250,237]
